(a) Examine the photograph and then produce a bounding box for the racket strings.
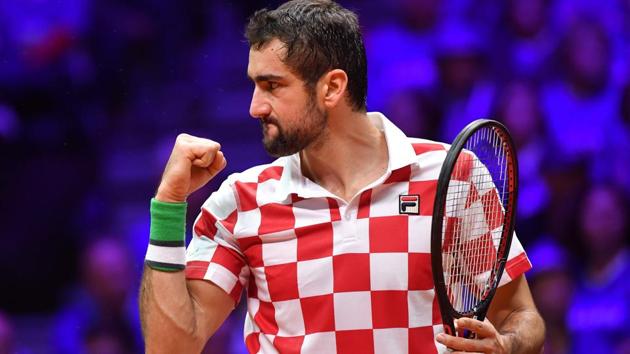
[442,126,510,314]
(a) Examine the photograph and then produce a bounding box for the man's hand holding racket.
[436,317,512,354]
[156,133,227,203]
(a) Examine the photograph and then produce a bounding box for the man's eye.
[269,82,279,90]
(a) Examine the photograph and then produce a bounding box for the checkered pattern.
[185,113,532,354]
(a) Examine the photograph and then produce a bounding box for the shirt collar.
[276,112,417,199]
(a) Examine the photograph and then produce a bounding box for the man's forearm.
[139,266,205,353]
[498,307,545,354]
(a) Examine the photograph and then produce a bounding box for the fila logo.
[399,194,420,215]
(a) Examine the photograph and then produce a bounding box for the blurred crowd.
[0,0,628,353]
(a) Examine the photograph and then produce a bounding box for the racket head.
[430,119,518,337]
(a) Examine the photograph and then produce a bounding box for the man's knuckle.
[209,141,221,150]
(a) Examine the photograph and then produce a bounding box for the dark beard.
[261,101,327,157]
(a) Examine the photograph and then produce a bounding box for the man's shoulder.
[223,156,289,186]
[405,137,450,157]
[202,157,289,215]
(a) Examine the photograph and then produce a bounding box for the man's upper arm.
[187,279,236,340]
[487,274,538,330]
[184,175,247,340]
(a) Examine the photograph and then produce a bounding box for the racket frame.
[430,119,519,337]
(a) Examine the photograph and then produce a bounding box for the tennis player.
[139,1,545,353]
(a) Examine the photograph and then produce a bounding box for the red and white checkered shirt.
[185,112,532,354]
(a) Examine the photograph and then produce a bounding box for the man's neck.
[299,110,389,202]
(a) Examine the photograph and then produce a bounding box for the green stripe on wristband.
[146,198,187,272]
[150,198,187,242]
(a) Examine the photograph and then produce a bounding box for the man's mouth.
[261,119,279,137]
[261,117,280,133]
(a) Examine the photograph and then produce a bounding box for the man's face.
[247,39,327,157]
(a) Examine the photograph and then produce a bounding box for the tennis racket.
[431,119,518,339]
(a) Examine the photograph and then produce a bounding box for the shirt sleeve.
[498,233,532,287]
[185,176,249,305]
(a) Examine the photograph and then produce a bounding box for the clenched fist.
[155,134,227,203]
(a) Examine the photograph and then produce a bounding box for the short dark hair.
[245,0,367,112]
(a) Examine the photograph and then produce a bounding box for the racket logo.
[399,194,420,215]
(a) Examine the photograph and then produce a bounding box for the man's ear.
[320,69,349,109]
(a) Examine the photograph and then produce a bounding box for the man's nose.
[249,88,271,119]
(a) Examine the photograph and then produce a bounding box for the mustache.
[261,117,280,126]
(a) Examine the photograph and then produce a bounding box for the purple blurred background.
[0,0,629,353]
